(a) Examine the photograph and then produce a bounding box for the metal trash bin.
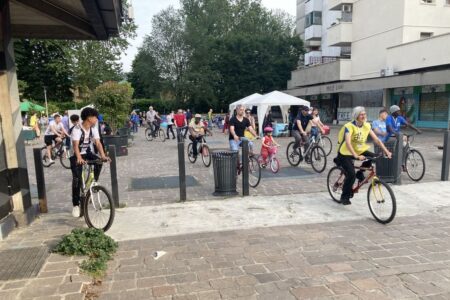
[374,139,399,183]
[212,150,238,196]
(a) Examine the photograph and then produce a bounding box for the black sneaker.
[356,171,365,183]
[341,198,352,205]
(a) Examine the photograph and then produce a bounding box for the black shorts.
[44,135,57,146]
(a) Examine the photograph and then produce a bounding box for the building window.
[419,92,449,122]
[305,11,322,28]
[420,32,433,39]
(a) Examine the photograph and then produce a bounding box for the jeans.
[191,136,203,156]
[229,137,254,152]
[166,124,175,139]
[70,153,102,207]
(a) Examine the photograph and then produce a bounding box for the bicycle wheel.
[327,166,345,203]
[41,146,52,167]
[201,145,211,167]
[286,142,301,167]
[59,148,71,169]
[158,129,166,142]
[319,136,333,156]
[187,143,197,163]
[367,179,396,224]
[270,157,280,173]
[405,149,425,182]
[310,146,327,173]
[248,156,261,188]
[84,185,115,231]
[145,128,153,141]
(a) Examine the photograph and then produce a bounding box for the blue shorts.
[229,138,254,151]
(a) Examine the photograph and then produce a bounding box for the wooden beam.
[81,0,107,40]
[11,24,94,40]
[13,0,96,38]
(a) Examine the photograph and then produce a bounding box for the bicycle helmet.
[264,127,273,133]
[390,105,400,114]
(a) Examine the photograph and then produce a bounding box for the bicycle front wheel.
[59,148,71,169]
[286,142,301,166]
[248,156,261,188]
[367,179,396,224]
[405,149,425,182]
[187,143,197,163]
[270,157,280,173]
[201,145,211,167]
[310,146,327,173]
[319,136,333,156]
[84,185,115,231]
[158,129,166,142]
[145,128,153,141]
[327,166,345,203]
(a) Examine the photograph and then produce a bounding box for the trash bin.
[212,150,238,196]
[375,139,399,183]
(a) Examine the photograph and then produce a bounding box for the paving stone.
[166,273,197,284]
[110,279,137,291]
[219,285,256,299]
[291,285,333,299]
[351,278,383,291]
[137,276,167,288]
[209,278,236,289]
[254,273,279,284]
[152,285,176,297]
[327,281,358,294]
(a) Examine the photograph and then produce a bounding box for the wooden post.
[33,148,47,213]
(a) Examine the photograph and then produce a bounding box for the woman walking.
[166,111,176,139]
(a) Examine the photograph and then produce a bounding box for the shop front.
[307,94,338,124]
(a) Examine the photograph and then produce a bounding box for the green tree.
[128,50,162,98]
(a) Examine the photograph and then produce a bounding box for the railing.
[308,56,337,66]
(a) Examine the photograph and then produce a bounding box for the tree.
[128,50,161,98]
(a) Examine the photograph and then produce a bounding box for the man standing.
[174,109,188,139]
[229,104,258,154]
[146,106,157,135]
[207,108,213,129]
[292,106,313,161]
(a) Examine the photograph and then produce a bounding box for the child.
[260,127,280,166]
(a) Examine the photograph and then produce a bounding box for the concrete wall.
[289,59,351,87]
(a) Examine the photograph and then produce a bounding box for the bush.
[133,98,177,114]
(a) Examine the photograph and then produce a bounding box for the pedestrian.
[166,111,176,139]
[245,109,256,130]
[29,112,40,138]
[61,111,70,134]
[262,109,273,129]
[288,109,294,137]
[207,108,213,129]
[223,110,230,134]
[130,111,139,133]
[186,109,192,125]
[174,109,188,139]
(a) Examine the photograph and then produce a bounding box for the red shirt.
[173,114,186,127]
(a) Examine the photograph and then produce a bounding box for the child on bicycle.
[260,127,280,167]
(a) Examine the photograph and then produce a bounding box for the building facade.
[288,0,450,128]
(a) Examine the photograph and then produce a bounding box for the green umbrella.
[20,101,46,112]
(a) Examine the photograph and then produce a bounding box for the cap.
[195,113,201,118]
[390,105,400,114]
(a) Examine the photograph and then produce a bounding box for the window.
[305,11,322,28]
[419,92,449,122]
[420,32,433,39]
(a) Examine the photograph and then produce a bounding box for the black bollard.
[242,140,249,196]
[109,145,120,208]
[33,148,47,213]
[394,133,403,185]
[442,131,450,181]
[178,141,187,201]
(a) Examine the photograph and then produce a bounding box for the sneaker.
[48,159,55,165]
[72,206,80,218]
[341,198,352,205]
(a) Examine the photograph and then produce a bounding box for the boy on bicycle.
[44,114,69,165]
[70,108,108,218]
[189,114,212,158]
[336,107,392,205]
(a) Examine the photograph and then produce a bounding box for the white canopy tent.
[245,91,310,135]
[228,93,262,114]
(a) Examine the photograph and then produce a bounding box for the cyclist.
[146,106,157,136]
[386,105,422,141]
[336,106,392,205]
[189,114,212,158]
[70,107,109,218]
[44,114,69,165]
[174,109,188,139]
[372,108,389,142]
[229,104,258,154]
[260,127,280,167]
[292,105,313,161]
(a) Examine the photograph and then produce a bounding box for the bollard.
[109,145,120,208]
[33,148,47,213]
[393,133,403,185]
[242,140,249,196]
[176,128,185,143]
[442,131,450,181]
[178,141,187,201]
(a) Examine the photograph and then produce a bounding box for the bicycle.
[257,146,280,173]
[145,124,166,142]
[403,133,425,182]
[187,135,211,167]
[41,137,71,169]
[80,159,115,231]
[327,155,396,224]
[286,134,327,173]
[235,138,261,188]
[316,132,332,156]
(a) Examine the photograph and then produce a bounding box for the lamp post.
[43,86,48,117]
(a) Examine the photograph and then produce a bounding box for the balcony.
[328,22,352,46]
[305,25,322,41]
[288,59,351,88]
[305,51,322,66]
[328,0,355,10]
[305,0,322,15]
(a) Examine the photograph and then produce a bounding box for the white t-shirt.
[71,125,100,155]
[44,121,64,136]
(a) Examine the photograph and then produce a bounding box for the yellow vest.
[338,121,371,156]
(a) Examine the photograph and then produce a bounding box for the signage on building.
[393,87,414,96]
[325,84,344,92]
[321,94,331,100]
[422,85,445,93]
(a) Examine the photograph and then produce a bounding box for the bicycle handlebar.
[85,159,107,165]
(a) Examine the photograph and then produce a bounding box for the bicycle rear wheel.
[84,185,115,231]
[319,136,332,156]
[248,156,261,188]
[367,179,396,224]
[270,157,280,173]
[187,143,197,163]
[201,145,211,167]
[158,129,166,142]
[41,146,53,167]
[59,148,71,169]
[327,166,345,203]
[310,146,327,173]
[286,142,301,166]
[145,128,153,141]
[405,149,425,182]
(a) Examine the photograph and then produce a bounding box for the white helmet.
[390,105,400,114]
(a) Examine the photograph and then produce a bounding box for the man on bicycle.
[44,114,69,165]
[292,105,313,161]
[229,104,258,154]
[336,107,392,205]
[386,105,421,140]
[70,107,109,218]
[174,109,188,139]
[146,106,157,135]
[189,114,212,158]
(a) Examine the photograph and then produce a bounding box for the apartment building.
[287,0,450,129]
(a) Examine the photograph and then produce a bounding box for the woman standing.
[166,111,176,139]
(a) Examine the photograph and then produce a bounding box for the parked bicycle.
[79,160,115,232]
[145,125,166,142]
[41,138,71,169]
[286,134,327,173]
[327,155,396,224]
[403,133,425,181]
[257,146,280,173]
[187,135,211,167]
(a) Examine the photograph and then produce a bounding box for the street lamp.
[43,86,48,117]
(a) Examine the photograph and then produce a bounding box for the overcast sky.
[120,0,296,73]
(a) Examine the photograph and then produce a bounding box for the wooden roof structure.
[9,0,123,40]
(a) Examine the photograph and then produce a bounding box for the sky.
[120,0,296,73]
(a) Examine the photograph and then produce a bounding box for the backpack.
[77,125,104,155]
